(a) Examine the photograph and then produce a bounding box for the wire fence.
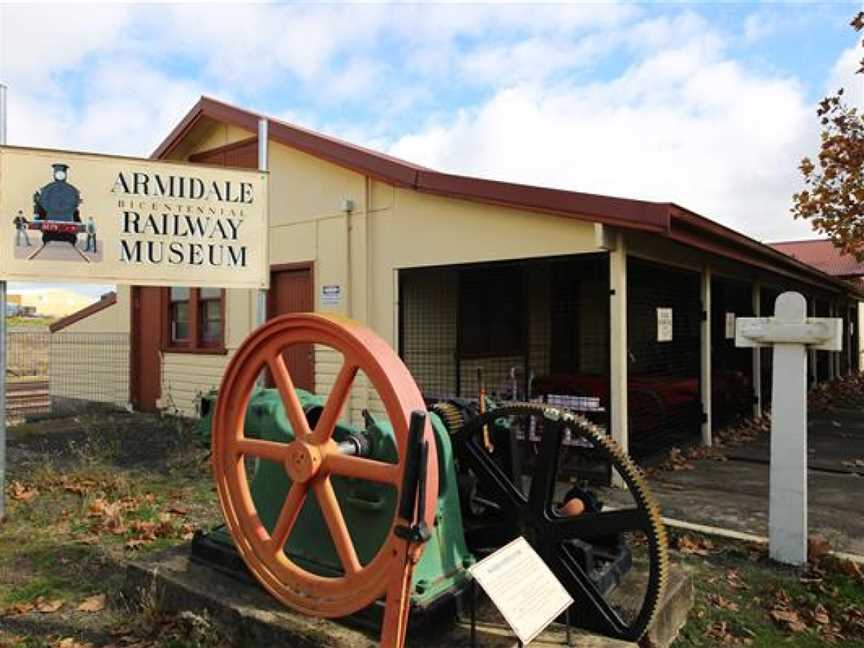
[5,330,130,420]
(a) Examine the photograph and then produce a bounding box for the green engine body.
[198,388,474,612]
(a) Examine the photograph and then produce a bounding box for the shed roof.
[153,96,861,296]
[770,240,864,279]
[49,292,117,333]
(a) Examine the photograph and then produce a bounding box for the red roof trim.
[49,292,117,333]
[414,171,670,232]
[152,96,672,232]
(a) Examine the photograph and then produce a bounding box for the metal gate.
[626,258,701,460]
[710,277,754,430]
[398,253,610,426]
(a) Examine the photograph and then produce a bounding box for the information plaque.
[468,536,573,645]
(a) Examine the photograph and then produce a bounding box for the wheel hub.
[284,440,323,483]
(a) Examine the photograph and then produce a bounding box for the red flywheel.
[211,313,438,632]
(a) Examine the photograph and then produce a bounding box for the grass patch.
[672,532,864,647]
[0,413,222,647]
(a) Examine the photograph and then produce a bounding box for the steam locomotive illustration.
[31,163,85,245]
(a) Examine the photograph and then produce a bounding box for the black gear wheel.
[456,403,668,642]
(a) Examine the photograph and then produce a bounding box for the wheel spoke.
[549,507,646,541]
[268,355,312,439]
[528,417,563,512]
[310,361,358,444]
[236,438,290,463]
[553,544,628,634]
[314,477,362,575]
[327,452,399,485]
[464,438,528,511]
[269,482,307,551]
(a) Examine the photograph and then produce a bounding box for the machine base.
[126,543,693,648]
[188,527,470,635]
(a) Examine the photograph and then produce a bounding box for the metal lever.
[395,410,431,544]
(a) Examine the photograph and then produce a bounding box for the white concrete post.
[257,117,269,328]
[736,292,842,565]
[752,282,762,418]
[829,303,838,380]
[609,235,629,486]
[700,267,712,446]
[0,83,7,522]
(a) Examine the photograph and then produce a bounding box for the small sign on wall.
[321,284,342,306]
[725,312,736,339]
[657,307,673,342]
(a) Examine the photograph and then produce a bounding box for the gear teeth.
[460,403,669,642]
[432,401,466,434]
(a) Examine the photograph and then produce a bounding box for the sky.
[0,1,862,300]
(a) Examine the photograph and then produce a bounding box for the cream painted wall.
[184,123,255,159]
[161,143,601,415]
[368,188,599,346]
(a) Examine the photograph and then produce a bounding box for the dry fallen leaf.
[726,569,750,591]
[34,596,65,614]
[53,638,93,648]
[811,604,831,626]
[771,608,807,633]
[167,503,189,516]
[808,537,832,562]
[180,522,195,541]
[675,534,715,556]
[4,601,34,616]
[77,594,106,613]
[709,593,739,612]
[7,480,37,503]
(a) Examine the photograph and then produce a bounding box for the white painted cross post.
[736,292,842,565]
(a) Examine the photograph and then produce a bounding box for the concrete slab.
[724,408,864,474]
[125,546,692,648]
[596,407,864,555]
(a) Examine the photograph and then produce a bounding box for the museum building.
[54,96,864,464]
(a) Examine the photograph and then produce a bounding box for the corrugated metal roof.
[770,240,864,278]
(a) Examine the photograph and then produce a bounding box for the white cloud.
[389,30,821,242]
[0,4,135,84]
[743,13,776,44]
[827,44,863,108]
[0,2,852,247]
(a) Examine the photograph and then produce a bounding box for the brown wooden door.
[131,286,163,411]
[269,267,314,391]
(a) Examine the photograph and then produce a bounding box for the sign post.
[736,291,841,565]
[0,83,7,521]
[0,138,270,521]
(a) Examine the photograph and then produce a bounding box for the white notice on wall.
[657,307,673,342]
[468,537,573,645]
[321,284,342,306]
[725,312,736,340]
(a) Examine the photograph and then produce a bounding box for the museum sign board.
[0,145,269,289]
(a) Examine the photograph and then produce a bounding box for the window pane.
[200,288,221,300]
[172,302,189,341]
[171,287,190,302]
[200,298,223,345]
